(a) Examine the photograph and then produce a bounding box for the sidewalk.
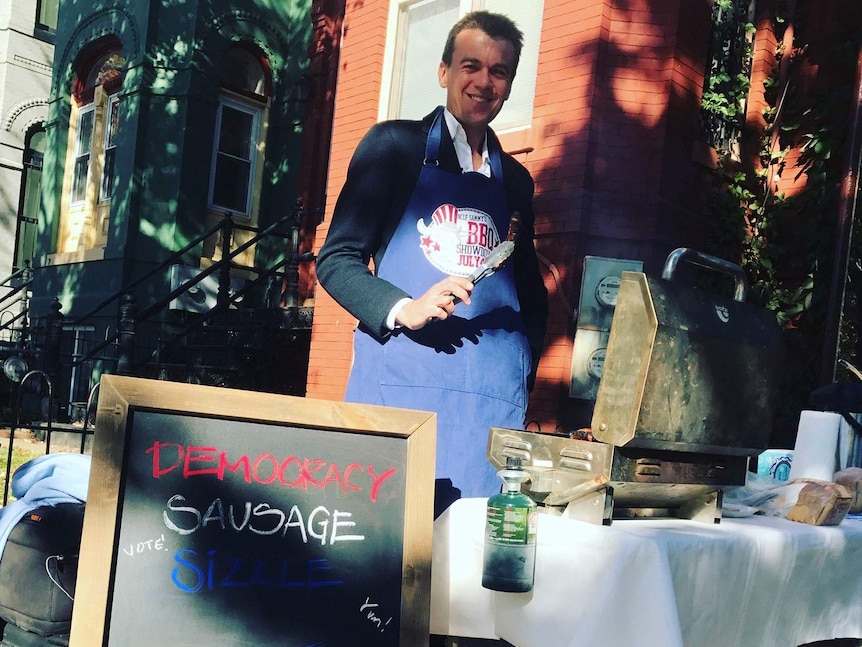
[0,426,91,454]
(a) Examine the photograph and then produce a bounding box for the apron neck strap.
[424,106,504,182]
[486,130,504,182]
[424,107,445,166]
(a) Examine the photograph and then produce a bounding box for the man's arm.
[316,122,418,336]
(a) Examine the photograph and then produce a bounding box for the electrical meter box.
[569,256,643,400]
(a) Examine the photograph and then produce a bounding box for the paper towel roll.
[837,414,861,470]
[789,410,841,481]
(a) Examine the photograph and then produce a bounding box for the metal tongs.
[468,238,515,284]
[460,212,521,296]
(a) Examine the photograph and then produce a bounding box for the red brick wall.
[306,0,389,401]
[528,0,716,432]
[524,0,612,430]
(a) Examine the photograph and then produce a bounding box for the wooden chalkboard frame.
[70,374,436,647]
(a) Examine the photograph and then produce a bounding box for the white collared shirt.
[443,108,492,177]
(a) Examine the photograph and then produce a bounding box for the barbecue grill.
[488,248,786,524]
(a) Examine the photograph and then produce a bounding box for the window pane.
[396,0,460,119]
[37,0,59,30]
[101,97,120,201]
[212,155,251,212]
[71,108,94,203]
[85,52,126,89]
[22,165,42,218]
[71,155,90,203]
[77,109,94,155]
[29,130,47,156]
[392,0,543,132]
[218,106,254,159]
[19,127,44,267]
[482,0,543,131]
[210,96,260,216]
[15,215,39,268]
[106,98,120,147]
[100,148,115,202]
[221,48,267,96]
[16,166,40,267]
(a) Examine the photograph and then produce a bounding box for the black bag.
[0,623,69,647]
[0,503,84,640]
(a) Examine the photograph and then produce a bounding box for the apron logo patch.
[417,204,500,277]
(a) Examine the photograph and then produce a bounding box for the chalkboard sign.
[70,375,436,647]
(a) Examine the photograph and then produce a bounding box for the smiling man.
[317,11,547,513]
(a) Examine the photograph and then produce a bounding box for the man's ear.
[438,61,449,88]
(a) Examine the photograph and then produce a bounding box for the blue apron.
[345,108,531,499]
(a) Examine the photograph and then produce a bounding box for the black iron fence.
[0,203,315,505]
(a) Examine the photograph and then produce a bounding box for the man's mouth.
[467,93,492,104]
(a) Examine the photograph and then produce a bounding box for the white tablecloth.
[430,498,862,647]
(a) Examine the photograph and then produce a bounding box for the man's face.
[438,28,515,139]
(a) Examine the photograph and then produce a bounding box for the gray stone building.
[0,0,55,289]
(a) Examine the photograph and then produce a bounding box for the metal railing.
[0,204,314,505]
[67,201,311,374]
[0,261,33,345]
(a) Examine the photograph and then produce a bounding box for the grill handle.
[661,247,749,302]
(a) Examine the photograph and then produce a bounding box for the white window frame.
[70,104,95,206]
[379,0,543,134]
[99,93,120,202]
[208,94,262,218]
[36,0,59,32]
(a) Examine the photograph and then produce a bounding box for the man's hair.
[441,11,524,78]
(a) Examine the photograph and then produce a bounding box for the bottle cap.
[505,456,523,469]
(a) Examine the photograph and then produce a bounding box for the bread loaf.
[785,480,852,526]
[833,467,862,512]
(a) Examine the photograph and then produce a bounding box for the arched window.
[55,40,125,258]
[209,45,271,218]
[15,125,46,269]
[71,46,125,205]
[220,46,270,97]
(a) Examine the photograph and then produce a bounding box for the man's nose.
[474,67,492,87]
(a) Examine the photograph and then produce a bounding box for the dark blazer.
[317,109,548,384]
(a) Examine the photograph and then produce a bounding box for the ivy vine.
[701,0,858,439]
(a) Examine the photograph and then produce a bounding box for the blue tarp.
[0,453,90,560]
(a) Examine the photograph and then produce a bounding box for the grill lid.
[590,249,785,456]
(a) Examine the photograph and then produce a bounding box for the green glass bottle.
[481,456,537,592]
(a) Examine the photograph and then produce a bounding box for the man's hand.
[395,276,473,330]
